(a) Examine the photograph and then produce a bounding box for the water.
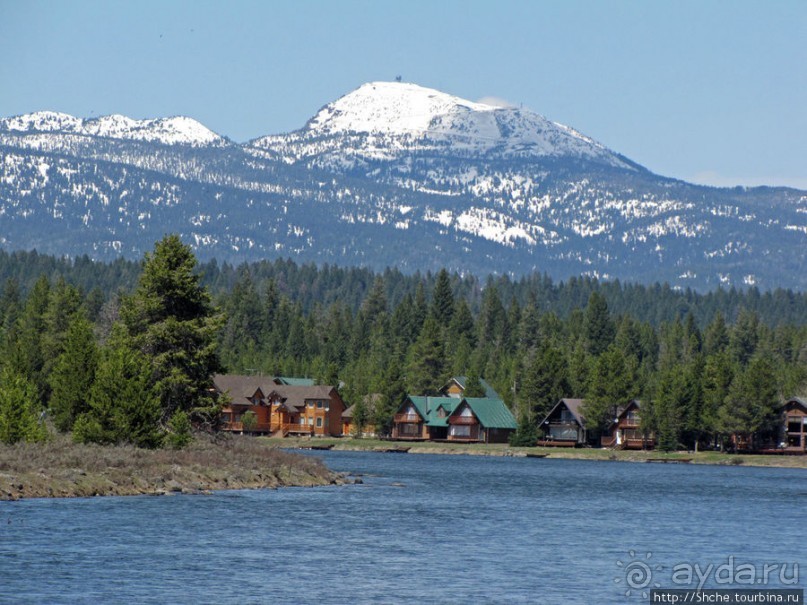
[0,451,804,604]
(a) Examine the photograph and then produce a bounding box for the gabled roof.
[540,398,586,428]
[214,374,338,412]
[458,398,517,430]
[783,397,807,413]
[404,396,462,427]
[213,374,278,406]
[606,399,641,430]
[444,376,501,399]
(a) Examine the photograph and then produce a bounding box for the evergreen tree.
[431,269,454,326]
[463,368,486,398]
[584,292,615,356]
[376,361,407,436]
[74,343,162,448]
[717,355,779,447]
[520,343,570,422]
[0,366,47,444]
[584,345,635,433]
[119,235,223,425]
[406,316,446,395]
[48,314,99,432]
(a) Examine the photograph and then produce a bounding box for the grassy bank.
[0,433,343,501]
[269,437,807,469]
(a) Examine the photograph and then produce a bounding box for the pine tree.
[584,292,615,357]
[463,368,486,398]
[119,235,224,425]
[521,343,571,421]
[430,269,454,326]
[0,366,47,444]
[584,345,635,433]
[406,316,446,395]
[48,313,98,432]
[74,344,162,448]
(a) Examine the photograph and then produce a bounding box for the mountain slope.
[0,82,805,290]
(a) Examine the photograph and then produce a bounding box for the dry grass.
[0,432,340,500]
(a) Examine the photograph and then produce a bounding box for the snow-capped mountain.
[1,82,805,290]
[0,111,227,146]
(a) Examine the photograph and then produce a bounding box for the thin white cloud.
[476,96,517,109]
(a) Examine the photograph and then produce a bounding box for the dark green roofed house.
[391,394,516,443]
[446,397,517,443]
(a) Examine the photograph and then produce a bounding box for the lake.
[0,451,804,604]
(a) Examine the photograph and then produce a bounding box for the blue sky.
[1,0,805,188]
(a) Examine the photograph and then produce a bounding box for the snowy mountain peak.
[307,81,496,135]
[0,111,226,147]
[275,81,636,169]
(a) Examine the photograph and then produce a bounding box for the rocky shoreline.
[0,434,346,501]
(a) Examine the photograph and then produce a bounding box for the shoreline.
[273,437,807,469]
[0,434,346,501]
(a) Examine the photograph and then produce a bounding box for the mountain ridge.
[0,81,805,290]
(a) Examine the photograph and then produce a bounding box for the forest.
[0,238,805,451]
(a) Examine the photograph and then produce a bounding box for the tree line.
[0,237,805,450]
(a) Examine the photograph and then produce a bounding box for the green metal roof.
[462,397,518,430]
[405,396,462,427]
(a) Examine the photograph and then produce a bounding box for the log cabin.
[214,374,344,437]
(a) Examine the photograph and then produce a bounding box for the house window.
[401,424,419,436]
[317,401,323,409]
[788,417,802,433]
[450,425,471,437]
[221,413,231,423]
[308,417,314,426]
[316,418,322,428]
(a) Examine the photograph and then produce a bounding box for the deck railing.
[448,416,478,425]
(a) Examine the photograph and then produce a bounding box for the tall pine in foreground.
[119,235,224,427]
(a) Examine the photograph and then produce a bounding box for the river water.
[0,451,804,604]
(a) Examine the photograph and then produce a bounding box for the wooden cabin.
[600,400,654,450]
[391,395,516,443]
[780,397,807,453]
[446,398,517,443]
[538,398,588,447]
[391,396,457,440]
[214,374,344,437]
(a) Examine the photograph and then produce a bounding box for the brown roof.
[213,374,338,412]
[540,398,586,427]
